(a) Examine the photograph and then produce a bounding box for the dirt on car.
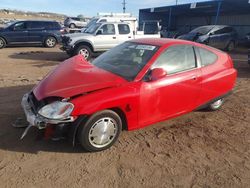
[0,46,249,187]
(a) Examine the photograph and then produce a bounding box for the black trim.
[68,115,88,146]
[195,91,233,111]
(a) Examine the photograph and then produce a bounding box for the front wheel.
[207,98,225,111]
[75,45,92,60]
[44,36,57,48]
[0,37,6,49]
[77,110,122,152]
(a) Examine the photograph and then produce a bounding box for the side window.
[99,19,107,23]
[28,22,44,29]
[197,47,218,66]
[118,24,130,34]
[152,45,196,74]
[14,22,26,30]
[99,24,115,35]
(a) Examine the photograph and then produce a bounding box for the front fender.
[74,39,94,49]
[70,84,140,130]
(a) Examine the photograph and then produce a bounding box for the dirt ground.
[0,45,249,188]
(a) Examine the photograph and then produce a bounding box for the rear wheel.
[45,36,57,48]
[69,23,76,29]
[0,37,6,49]
[75,45,92,60]
[77,110,122,152]
[207,98,225,111]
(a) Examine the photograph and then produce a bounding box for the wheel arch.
[71,107,128,146]
[74,40,94,52]
[0,36,8,44]
[44,35,58,43]
[109,107,128,131]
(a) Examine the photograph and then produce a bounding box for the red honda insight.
[19,38,237,151]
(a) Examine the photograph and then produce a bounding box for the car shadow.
[0,84,86,154]
[9,50,69,62]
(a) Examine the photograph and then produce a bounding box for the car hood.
[65,32,93,38]
[33,55,127,101]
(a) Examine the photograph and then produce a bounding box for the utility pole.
[122,0,126,13]
[176,0,178,5]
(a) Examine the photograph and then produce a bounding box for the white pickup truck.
[61,22,160,60]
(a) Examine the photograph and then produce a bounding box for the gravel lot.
[0,46,249,188]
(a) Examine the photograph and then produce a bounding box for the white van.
[85,13,138,33]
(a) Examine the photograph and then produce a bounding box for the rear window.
[197,47,218,66]
[72,17,80,21]
[27,21,45,29]
[118,24,130,34]
[46,22,61,29]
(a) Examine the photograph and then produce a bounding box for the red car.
[19,38,237,151]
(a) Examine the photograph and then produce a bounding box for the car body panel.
[33,55,127,101]
[32,39,237,131]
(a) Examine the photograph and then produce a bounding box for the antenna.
[122,0,126,13]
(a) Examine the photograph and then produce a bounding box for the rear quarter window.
[197,47,218,66]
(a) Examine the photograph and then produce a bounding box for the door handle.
[128,36,132,39]
[113,37,116,39]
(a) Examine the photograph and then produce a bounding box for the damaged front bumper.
[20,93,76,139]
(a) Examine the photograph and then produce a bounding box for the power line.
[122,0,126,13]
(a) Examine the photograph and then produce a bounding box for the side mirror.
[151,68,167,81]
[96,30,103,35]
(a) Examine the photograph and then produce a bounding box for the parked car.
[64,17,88,29]
[84,13,137,31]
[178,25,238,51]
[19,38,237,152]
[61,22,160,60]
[0,20,63,49]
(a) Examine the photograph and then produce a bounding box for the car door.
[139,45,202,126]
[117,24,133,44]
[6,21,28,43]
[27,21,45,43]
[93,23,119,51]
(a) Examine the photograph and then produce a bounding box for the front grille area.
[62,36,70,45]
[27,92,45,113]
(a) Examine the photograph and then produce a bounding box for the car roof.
[130,38,198,47]
[15,20,58,23]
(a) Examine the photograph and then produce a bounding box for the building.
[139,0,250,38]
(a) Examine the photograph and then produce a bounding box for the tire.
[207,98,225,111]
[226,41,235,52]
[69,23,76,29]
[77,110,122,152]
[74,45,92,60]
[0,37,6,49]
[44,36,57,48]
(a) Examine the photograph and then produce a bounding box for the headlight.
[38,101,74,120]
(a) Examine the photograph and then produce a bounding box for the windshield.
[84,23,101,34]
[92,42,159,81]
[85,18,98,28]
[190,26,214,35]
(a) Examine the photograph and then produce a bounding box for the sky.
[0,0,211,17]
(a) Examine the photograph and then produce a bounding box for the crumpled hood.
[33,55,127,101]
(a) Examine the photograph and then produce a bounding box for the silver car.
[178,25,238,51]
[64,17,88,29]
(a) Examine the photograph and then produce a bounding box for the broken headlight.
[38,101,74,120]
